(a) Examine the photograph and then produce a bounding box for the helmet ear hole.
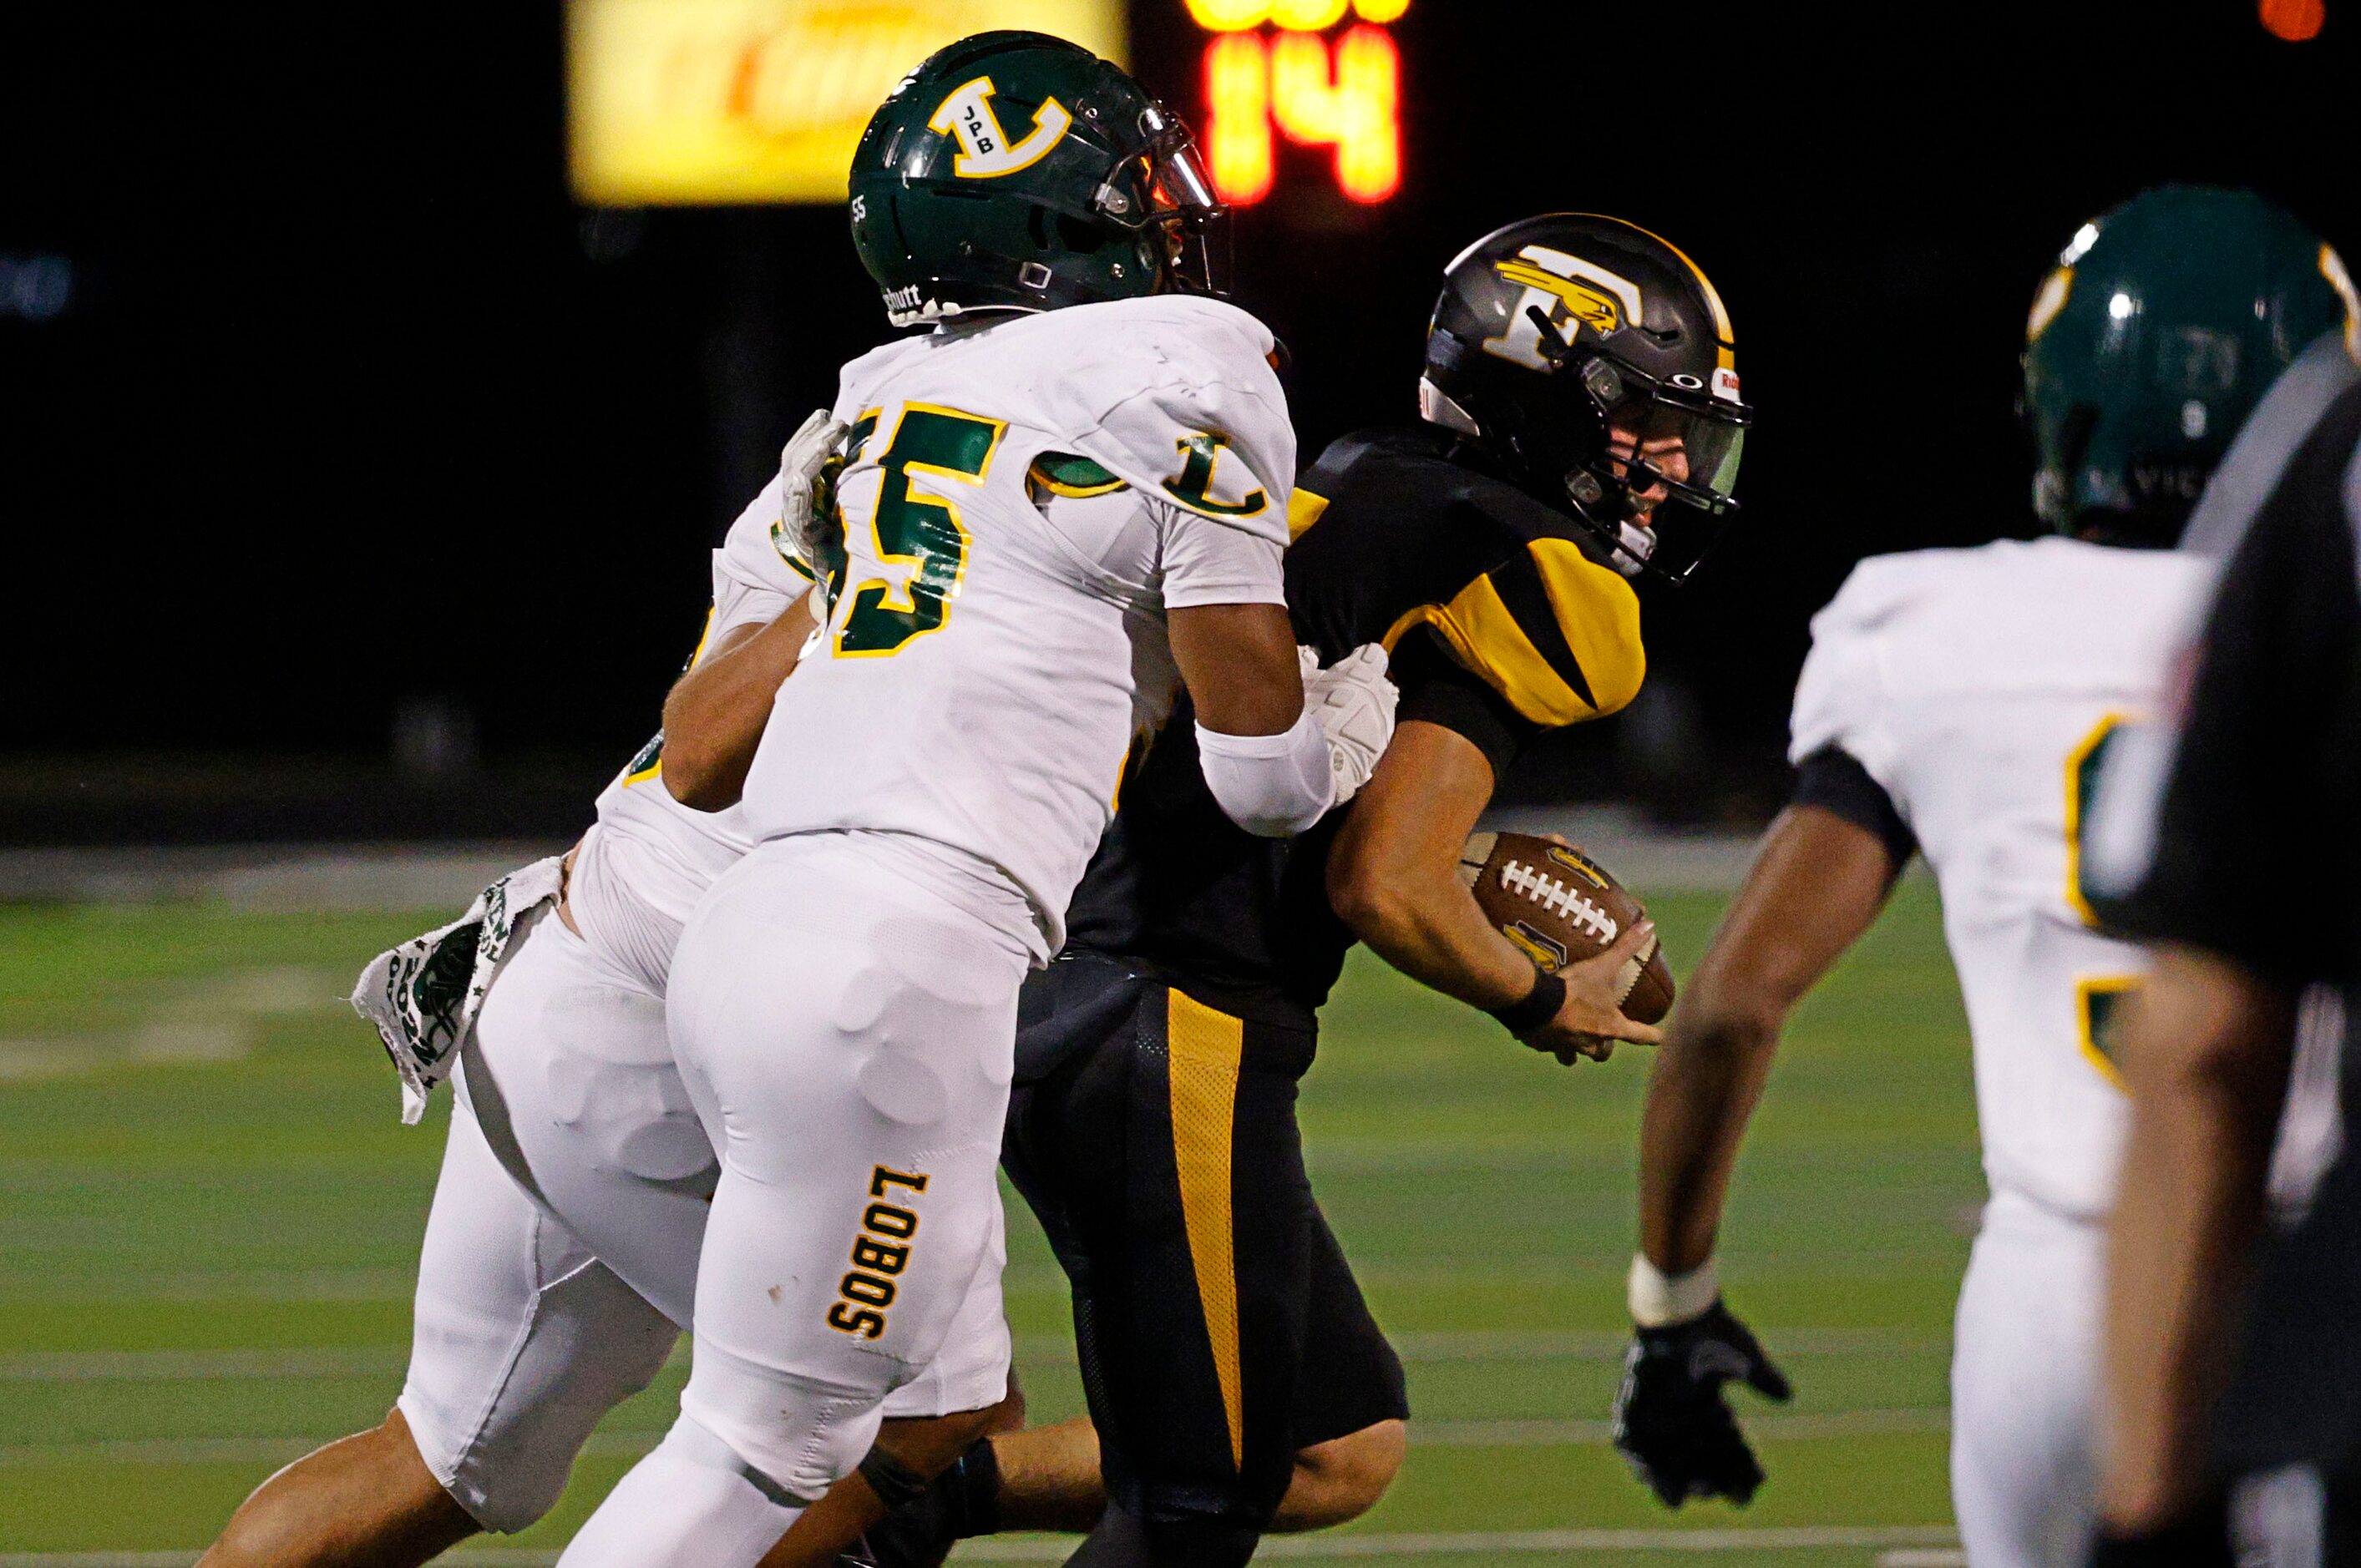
[1055,213,1107,255]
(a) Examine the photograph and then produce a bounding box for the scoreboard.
[1186,0,1406,205]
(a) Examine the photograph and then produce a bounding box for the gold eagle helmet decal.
[1481,244,1648,370]
[1495,255,1642,336]
[928,76,1072,179]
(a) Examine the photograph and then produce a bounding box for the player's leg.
[844,1256,1406,1566]
[560,835,1030,1566]
[201,921,687,1565]
[855,974,1397,1567]
[1026,978,1319,1566]
[459,904,717,1328]
[195,1409,471,1568]
[1950,1188,2107,1568]
[888,1409,1406,1540]
[760,1195,1025,1567]
[1271,1206,1410,1530]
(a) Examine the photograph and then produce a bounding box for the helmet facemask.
[1089,104,1232,299]
[1519,306,1752,584]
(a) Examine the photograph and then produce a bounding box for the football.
[1457,832,1676,1025]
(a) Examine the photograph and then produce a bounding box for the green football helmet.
[2023,184,2358,546]
[849,32,1229,329]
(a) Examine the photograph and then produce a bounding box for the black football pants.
[1004,954,1407,1559]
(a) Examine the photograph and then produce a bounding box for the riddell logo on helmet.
[1712,367,1742,404]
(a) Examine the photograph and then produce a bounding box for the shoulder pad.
[1809,546,1995,640]
[831,332,934,419]
[1037,298,1294,546]
[1387,537,1645,726]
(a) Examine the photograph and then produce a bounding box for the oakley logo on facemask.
[929,76,1073,179]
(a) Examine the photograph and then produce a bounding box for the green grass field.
[0,883,1978,1565]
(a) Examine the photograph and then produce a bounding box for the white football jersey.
[1789,537,2214,1220]
[737,296,1294,953]
[572,476,813,984]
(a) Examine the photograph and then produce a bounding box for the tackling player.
[205,33,1406,1567]
[196,433,909,1566]
[544,32,1423,1565]
[1609,186,2358,1568]
[831,213,1750,1568]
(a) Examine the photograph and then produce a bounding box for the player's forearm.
[1635,806,1898,1273]
[1333,863,1544,1010]
[661,600,814,812]
[1636,1002,1781,1272]
[2099,948,2294,1531]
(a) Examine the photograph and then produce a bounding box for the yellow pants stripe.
[1166,989,1246,1469]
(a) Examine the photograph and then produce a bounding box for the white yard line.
[0,1528,1963,1565]
[0,1348,407,1382]
[0,1410,1950,1469]
[0,1329,1943,1383]
[0,1269,418,1305]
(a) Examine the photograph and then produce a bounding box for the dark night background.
[2,2,2353,842]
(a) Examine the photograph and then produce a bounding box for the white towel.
[350,855,565,1124]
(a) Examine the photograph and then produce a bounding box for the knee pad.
[678,1340,890,1504]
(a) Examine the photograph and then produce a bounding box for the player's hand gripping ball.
[1457,832,1675,1024]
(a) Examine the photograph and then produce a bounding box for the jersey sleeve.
[1061,300,1295,551]
[708,474,814,649]
[1158,502,1285,609]
[1391,630,1543,782]
[1787,563,1902,792]
[1791,745,1918,866]
[2088,420,2361,984]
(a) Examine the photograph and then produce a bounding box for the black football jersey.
[2094,366,2361,1480]
[1057,426,1649,1025]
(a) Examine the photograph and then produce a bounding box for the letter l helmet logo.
[928,76,1073,179]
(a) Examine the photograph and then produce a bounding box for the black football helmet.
[1421,214,1752,582]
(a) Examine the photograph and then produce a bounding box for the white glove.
[1300,642,1398,806]
[775,408,850,598]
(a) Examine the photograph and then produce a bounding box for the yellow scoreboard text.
[1188,0,1406,205]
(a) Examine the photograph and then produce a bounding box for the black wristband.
[1487,967,1566,1036]
[857,1444,931,1510]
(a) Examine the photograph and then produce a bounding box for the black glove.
[1611,1298,1792,1507]
[2086,1499,2236,1568]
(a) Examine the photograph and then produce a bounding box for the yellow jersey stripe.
[1166,989,1247,1469]
[1529,540,1646,719]
[1288,488,1330,541]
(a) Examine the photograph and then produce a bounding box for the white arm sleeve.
[1194,711,1335,838]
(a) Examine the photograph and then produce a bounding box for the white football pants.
[399,892,1009,1535]
[557,831,1031,1565]
[1950,1186,2106,1568]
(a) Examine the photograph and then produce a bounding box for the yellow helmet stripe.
[1564,211,1736,363]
